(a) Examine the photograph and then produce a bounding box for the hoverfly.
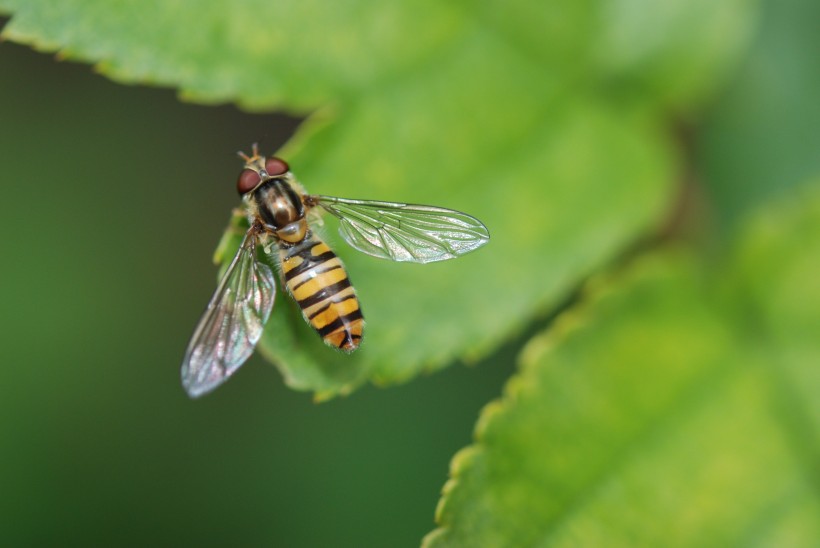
[181,145,490,398]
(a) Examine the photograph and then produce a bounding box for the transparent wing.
[312,196,490,263]
[181,229,276,398]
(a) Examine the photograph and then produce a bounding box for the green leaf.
[0,0,467,110]
[0,1,756,397]
[425,183,820,545]
[594,0,758,111]
[265,100,673,398]
[728,180,820,439]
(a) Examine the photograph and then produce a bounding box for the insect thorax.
[251,179,308,243]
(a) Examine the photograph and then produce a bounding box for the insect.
[181,145,490,398]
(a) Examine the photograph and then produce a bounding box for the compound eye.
[237,169,261,195]
[265,157,289,176]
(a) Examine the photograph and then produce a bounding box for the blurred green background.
[1,0,819,545]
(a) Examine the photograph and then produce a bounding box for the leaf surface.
[425,183,820,546]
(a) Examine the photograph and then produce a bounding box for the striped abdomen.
[279,236,363,351]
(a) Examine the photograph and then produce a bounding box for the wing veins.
[181,228,276,398]
[313,195,489,263]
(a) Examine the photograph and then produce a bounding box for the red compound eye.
[265,157,289,176]
[237,169,261,195]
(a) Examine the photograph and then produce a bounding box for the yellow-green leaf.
[426,183,820,545]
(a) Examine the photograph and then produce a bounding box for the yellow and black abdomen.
[279,235,363,351]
